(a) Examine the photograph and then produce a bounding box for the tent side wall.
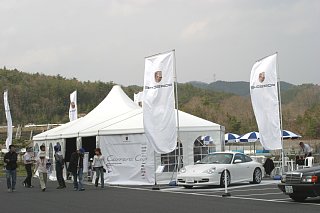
[179,128,225,167]
[94,126,225,184]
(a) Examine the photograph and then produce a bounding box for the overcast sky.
[0,0,319,86]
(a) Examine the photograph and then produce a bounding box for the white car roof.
[208,151,242,155]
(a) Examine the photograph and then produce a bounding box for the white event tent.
[33,85,225,185]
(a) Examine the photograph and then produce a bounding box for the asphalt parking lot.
[1,177,320,213]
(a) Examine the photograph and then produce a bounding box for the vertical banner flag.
[143,51,177,154]
[69,91,77,121]
[134,92,143,107]
[250,53,282,150]
[3,90,13,150]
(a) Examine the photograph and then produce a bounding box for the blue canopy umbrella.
[282,130,301,139]
[239,131,260,143]
[238,131,260,154]
[201,135,213,145]
[224,133,240,143]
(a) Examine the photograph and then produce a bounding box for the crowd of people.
[3,144,107,193]
[4,141,314,192]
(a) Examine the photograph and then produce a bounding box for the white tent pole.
[276,52,285,174]
[153,151,158,188]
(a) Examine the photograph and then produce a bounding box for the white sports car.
[177,152,264,188]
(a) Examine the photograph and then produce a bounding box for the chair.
[303,157,314,168]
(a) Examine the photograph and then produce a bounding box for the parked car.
[177,152,264,188]
[278,166,320,202]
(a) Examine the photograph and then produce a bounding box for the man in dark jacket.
[68,148,85,191]
[54,144,66,189]
[263,158,275,176]
[4,145,18,192]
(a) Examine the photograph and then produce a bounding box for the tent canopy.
[33,85,221,141]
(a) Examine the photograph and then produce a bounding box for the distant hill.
[189,80,297,96]
[0,68,319,142]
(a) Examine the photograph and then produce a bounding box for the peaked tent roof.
[34,85,222,141]
[34,85,140,140]
[33,117,83,140]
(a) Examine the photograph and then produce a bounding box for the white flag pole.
[276,52,285,173]
[173,50,182,174]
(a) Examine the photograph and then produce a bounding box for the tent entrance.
[65,138,77,163]
[82,136,96,160]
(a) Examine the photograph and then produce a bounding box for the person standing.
[299,142,313,158]
[4,145,18,192]
[34,151,48,192]
[54,144,66,189]
[93,148,106,188]
[23,147,34,188]
[37,144,46,159]
[68,148,85,191]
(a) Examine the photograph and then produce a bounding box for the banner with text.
[250,54,282,150]
[143,51,176,154]
[99,134,155,185]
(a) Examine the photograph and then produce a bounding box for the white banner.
[99,135,154,185]
[4,90,12,150]
[69,91,77,121]
[143,51,177,154]
[250,54,282,150]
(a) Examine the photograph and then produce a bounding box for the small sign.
[285,185,293,194]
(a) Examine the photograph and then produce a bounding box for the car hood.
[285,165,320,175]
[182,164,226,173]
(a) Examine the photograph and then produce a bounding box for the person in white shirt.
[299,142,312,158]
[93,148,106,188]
[36,144,46,159]
[34,151,48,192]
[23,147,34,188]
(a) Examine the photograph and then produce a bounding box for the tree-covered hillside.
[0,68,319,139]
[189,80,296,96]
[0,68,115,124]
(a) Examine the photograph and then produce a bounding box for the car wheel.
[183,185,193,189]
[289,195,307,202]
[252,168,262,184]
[220,170,231,187]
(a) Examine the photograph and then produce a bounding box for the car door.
[230,153,247,182]
[231,153,252,182]
[241,154,255,181]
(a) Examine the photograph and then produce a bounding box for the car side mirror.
[234,159,242,164]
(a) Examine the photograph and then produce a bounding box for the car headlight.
[203,167,216,174]
[301,175,318,183]
[179,167,186,173]
[281,174,286,183]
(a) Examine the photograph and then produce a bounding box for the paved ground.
[1,177,320,213]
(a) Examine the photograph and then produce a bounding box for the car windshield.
[198,153,233,164]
